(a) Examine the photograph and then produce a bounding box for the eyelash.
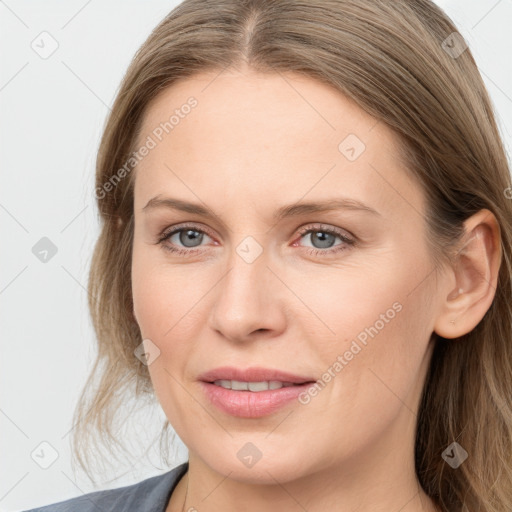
[156,222,356,257]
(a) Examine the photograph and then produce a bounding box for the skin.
[130,66,501,512]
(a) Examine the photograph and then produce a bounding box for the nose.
[208,244,287,343]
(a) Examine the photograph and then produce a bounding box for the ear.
[434,209,502,339]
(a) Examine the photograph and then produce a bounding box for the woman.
[24,0,512,511]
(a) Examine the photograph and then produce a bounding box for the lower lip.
[199,381,314,418]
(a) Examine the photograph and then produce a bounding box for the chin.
[201,451,311,485]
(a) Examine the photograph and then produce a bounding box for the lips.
[198,366,316,385]
[198,366,318,417]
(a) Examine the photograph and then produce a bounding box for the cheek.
[299,253,434,404]
[131,243,202,338]
[131,251,201,427]
[295,293,433,463]
[292,259,422,353]
[131,246,213,394]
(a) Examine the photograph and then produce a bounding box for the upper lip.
[198,366,316,384]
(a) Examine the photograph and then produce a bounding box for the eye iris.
[180,229,203,247]
[311,231,336,249]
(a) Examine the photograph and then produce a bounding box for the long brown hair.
[72,1,512,509]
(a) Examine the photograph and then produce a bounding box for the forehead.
[133,69,424,223]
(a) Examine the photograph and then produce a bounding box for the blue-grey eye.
[175,229,204,248]
[307,231,337,249]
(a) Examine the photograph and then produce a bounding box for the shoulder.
[21,462,189,512]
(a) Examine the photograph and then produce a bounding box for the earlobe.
[434,209,502,340]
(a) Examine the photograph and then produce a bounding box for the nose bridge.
[209,236,282,340]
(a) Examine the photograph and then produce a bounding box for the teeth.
[232,380,248,391]
[213,380,298,391]
[248,381,268,391]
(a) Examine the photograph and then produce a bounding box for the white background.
[1,1,511,511]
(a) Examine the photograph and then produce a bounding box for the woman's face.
[131,68,442,483]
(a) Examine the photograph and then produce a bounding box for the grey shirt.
[22,462,189,512]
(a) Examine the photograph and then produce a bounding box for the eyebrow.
[142,195,381,221]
